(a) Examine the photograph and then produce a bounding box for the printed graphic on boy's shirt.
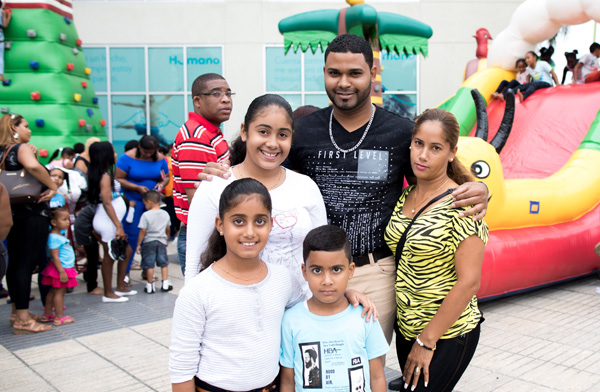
[301,342,322,388]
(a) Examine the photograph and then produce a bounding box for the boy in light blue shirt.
[280,225,388,392]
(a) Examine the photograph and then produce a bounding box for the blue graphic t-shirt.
[280,302,389,391]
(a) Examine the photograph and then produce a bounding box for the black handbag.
[0,145,43,205]
[395,188,455,266]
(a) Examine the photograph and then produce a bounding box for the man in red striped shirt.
[172,73,232,275]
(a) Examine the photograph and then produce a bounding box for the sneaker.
[161,280,173,292]
[145,282,155,294]
[108,239,120,261]
[115,239,128,261]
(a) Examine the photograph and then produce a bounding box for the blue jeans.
[141,240,169,269]
[395,322,481,392]
[177,225,187,276]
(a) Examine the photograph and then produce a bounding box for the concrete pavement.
[1,242,599,391]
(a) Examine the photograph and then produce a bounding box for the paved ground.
[1,242,600,391]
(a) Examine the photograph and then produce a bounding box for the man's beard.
[327,85,371,112]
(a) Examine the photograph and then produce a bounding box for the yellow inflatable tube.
[457,139,600,230]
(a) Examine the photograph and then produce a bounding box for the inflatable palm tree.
[0,0,106,160]
[278,0,433,105]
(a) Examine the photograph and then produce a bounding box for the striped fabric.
[384,185,489,340]
[171,112,229,225]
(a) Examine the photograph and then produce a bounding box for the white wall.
[73,0,523,137]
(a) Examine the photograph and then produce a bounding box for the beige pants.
[348,255,396,345]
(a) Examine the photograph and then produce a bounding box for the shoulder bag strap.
[0,144,16,171]
[394,188,455,266]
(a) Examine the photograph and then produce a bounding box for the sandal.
[53,316,75,326]
[39,314,55,323]
[9,313,44,326]
[13,319,52,334]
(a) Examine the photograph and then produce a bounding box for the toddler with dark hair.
[135,190,172,293]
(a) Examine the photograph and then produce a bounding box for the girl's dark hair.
[199,178,272,272]
[135,135,159,160]
[565,50,578,60]
[412,109,473,185]
[48,147,75,163]
[124,139,139,151]
[229,94,293,165]
[515,58,526,68]
[50,207,69,222]
[526,51,539,59]
[87,141,115,204]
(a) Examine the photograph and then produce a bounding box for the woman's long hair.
[199,178,272,272]
[228,94,294,166]
[87,141,115,204]
[0,114,24,146]
[412,109,473,185]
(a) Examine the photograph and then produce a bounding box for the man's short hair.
[303,225,352,263]
[324,34,373,69]
[590,42,600,53]
[191,73,226,97]
[143,190,161,204]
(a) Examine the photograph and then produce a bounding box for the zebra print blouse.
[384,185,489,340]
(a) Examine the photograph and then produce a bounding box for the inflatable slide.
[440,0,600,299]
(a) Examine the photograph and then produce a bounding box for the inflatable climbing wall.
[1,0,106,160]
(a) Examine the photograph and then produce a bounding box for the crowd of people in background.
[1,32,599,392]
[491,42,600,102]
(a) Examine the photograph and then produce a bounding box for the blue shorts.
[141,240,168,269]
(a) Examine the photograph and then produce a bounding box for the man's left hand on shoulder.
[451,182,488,221]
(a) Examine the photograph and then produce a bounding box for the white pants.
[92,197,126,243]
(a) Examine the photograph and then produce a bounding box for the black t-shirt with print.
[286,106,414,256]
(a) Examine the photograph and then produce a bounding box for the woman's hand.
[196,160,231,184]
[451,182,488,221]
[403,343,434,390]
[116,226,126,240]
[344,289,378,322]
[59,270,68,283]
[38,188,56,203]
[137,185,150,195]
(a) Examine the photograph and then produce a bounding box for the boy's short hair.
[590,42,600,53]
[143,190,161,204]
[303,225,351,263]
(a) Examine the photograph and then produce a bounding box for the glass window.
[266,47,301,92]
[380,52,417,92]
[111,94,146,154]
[186,47,223,88]
[83,47,107,93]
[110,48,145,92]
[304,50,325,92]
[304,94,329,108]
[149,48,184,92]
[383,93,417,120]
[148,94,185,145]
[278,94,302,111]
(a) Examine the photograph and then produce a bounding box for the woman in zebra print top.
[385,109,488,392]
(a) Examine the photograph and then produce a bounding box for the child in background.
[514,51,559,102]
[48,147,76,170]
[562,50,582,85]
[136,190,172,293]
[491,58,527,101]
[573,42,600,84]
[48,168,67,208]
[40,208,78,326]
[280,225,388,392]
[540,46,555,68]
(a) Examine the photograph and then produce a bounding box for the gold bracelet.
[416,335,436,351]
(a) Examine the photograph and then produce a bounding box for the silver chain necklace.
[328,104,375,154]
